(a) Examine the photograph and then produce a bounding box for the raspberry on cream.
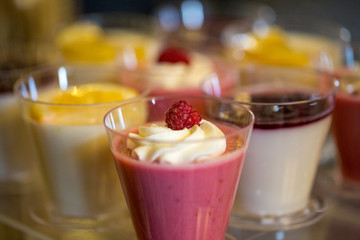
[126,100,226,164]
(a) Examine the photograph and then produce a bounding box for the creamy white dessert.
[23,83,140,218]
[235,115,331,216]
[29,121,118,217]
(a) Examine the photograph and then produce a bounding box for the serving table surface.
[1,161,360,240]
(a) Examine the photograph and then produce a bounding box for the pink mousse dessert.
[105,98,253,240]
[120,46,236,96]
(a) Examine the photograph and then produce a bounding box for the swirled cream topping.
[127,120,226,165]
[146,53,214,90]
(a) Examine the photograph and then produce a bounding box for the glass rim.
[13,66,150,108]
[201,67,339,107]
[103,95,255,144]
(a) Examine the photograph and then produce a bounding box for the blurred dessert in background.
[55,13,161,85]
[120,45,237,96]
[222,12,350,70]
[55,14,160,67]
[331,43,360,188]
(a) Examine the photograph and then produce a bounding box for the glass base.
[316,165,360,200]
[27,198,127,230]
[229,195,326,231]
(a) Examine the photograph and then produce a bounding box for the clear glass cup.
[104,95,254,240]
[221,13,351,71]
[0,41,58,194]
[202,65,337,230]
[15,65,148,228]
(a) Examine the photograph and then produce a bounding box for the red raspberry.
[157,47,190,65]
[165,100,202,130]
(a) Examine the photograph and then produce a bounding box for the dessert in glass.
[333,72,360,184]
[55,13,161,83]
[15,66,147,228]
[202,65,337,230]
[104,96,254,240]
[120,45,237,96]
[222,14,350,70]
[316,42,360,198]
[0,41,58,194]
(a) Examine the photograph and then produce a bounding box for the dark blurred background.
[80,0,360,41]
[1,0,359,43]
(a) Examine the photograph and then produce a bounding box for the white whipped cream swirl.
[127,120,226,165]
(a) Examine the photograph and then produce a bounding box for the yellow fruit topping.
[30,83,139,125]
[228,26,310,67]
[50,83,139,104]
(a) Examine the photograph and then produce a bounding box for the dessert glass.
[15,66,147,228]
[0,41,58,194]
[202,65,337,230]
[316,42,360,198]
[104,95,254,240]
[222,14,350,70]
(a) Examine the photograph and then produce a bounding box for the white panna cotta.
[28,121,118,217]
[236,115,331,216]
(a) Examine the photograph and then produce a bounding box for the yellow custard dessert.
[24,82,142,218]
[56,22,159,66]
[225,25,338,68]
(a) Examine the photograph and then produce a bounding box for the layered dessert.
[333,75,360,184]
[121,46,236,96]
[23,82,140,218]
[234,89,333,216]
[108,100,249,240]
